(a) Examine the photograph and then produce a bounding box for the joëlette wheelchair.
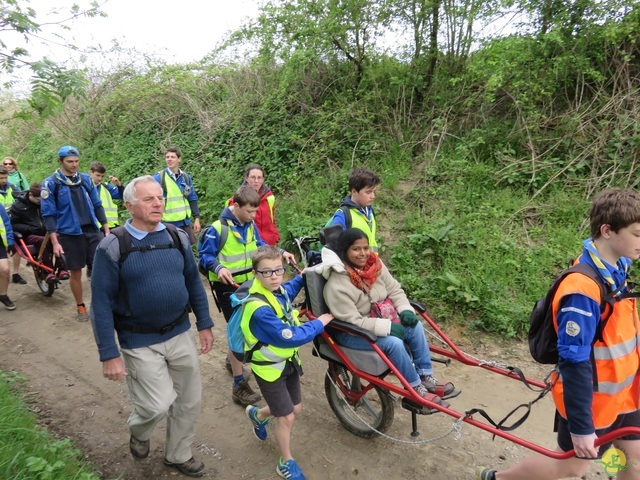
[13,232,67,297]
[292,226,640,458]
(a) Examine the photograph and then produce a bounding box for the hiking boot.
[276,458,306,480]
[12,273,26,285]
[412,383,449,413]
[76,304,90,322]
[421,374,461,400]
[232,379,261,406]
[476,466,496,480]
[246,405,269,441]
[163,457,205,477]
[0,295,16,310]
[129,435,149,460]
[57,270,70,280]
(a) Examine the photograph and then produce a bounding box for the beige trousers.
[122,329,202,463]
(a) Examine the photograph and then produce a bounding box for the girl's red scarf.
[346,252,382,293]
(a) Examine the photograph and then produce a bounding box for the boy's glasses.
[255,267,286,278]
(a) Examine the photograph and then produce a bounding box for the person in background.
[242,246,333,480]
[153,146,201,244]
[477,189,640,480]
[89,162,124,228]
[0,164,25,285]
[228,163,280,246]
[0,203,16,310]
[3,157,29,191]
[327,168,381,252]
[91,175,213,478]
[41,145,109,322]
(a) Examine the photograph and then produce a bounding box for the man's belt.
[115,308,189,334]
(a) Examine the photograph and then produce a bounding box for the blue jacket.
[0,203,15,247]
[329,195,375,229]
[198,206,267,275]
[41,172,107,235]
[249,275,325,348]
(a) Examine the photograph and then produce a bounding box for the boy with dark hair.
[477,188,640,480]
[328,168,381,251]
[199,185,295,406]
[153,146,201,244]
[89,161,124,229]
[242,246,333,480]
[42,145,109,321]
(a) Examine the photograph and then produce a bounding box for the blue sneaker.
[276,458,306,480]
[245,405,269,441]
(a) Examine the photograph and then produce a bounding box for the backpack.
[227,279,267,359]
[325,205,352,229]
[528,263,616,364]
[196,222,229,277]
[111,223,186,318]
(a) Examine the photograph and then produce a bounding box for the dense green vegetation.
[0,371,99,479]
[1,0,639,337]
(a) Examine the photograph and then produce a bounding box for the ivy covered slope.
[1,0,639,337]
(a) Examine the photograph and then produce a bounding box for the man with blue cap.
[41,145,109,321]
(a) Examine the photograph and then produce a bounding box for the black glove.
[6,244,16,255]
[389,323,405,339]
[399,310,419,327]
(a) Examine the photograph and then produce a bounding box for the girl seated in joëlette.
[320,228,460,409]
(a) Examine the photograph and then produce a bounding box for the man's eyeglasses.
[255,267,286,278]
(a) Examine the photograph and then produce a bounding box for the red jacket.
[227,185,280,246]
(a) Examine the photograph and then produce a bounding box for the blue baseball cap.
[58,145,80,158]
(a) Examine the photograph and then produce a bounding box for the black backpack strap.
[341,205,352,229]
[219,221,229,250]
[160,171,167,198]
[564,263,617,342]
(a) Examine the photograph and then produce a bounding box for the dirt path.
[0,276,604,480]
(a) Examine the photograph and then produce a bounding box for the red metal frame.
[308,307,640,459]
[14,236,55,274]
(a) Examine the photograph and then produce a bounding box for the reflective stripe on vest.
[208,220,257,284]
[0,221,6,247]
[349,208,378,252]
[551,272,640,429]
[98,184,119,227]
[0,189,14,208]
[240,282,300,382]
[161,172,191,222]
[266,194,275,222]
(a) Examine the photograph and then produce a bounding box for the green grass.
[0,371,100,480]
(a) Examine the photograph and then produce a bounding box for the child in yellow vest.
[242,246,332,480]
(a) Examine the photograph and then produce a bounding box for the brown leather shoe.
[163,457,205,477]
[232,378,261,406]
[129,435,149,460]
